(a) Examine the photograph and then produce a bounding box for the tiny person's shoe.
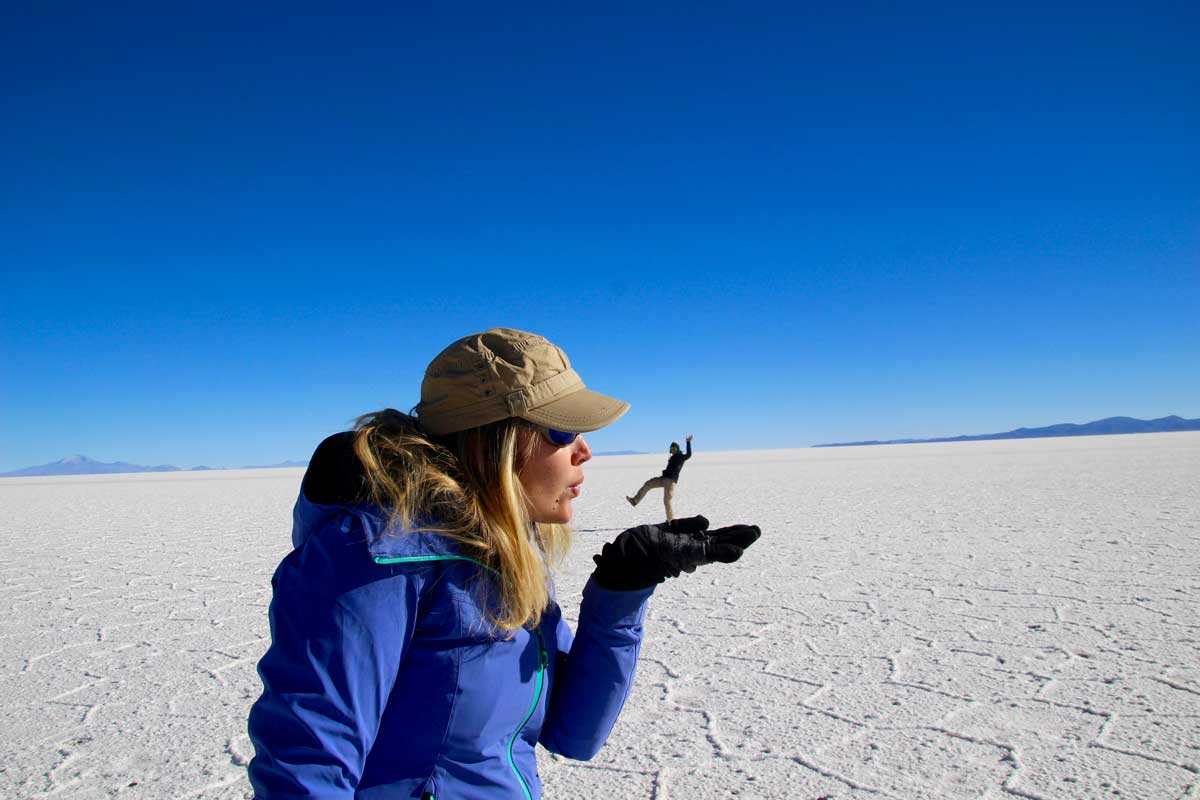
[626,496,636,506]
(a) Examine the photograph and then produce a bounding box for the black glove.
[591,515,762,591]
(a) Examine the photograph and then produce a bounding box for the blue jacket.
[248,490,653,799]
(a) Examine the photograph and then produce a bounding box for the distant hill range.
[0,454,309,478]
[6,417,1193,474]
[1,450,638,478]
[814,415,1200,448]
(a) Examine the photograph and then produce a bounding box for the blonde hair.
[352,408,570,631]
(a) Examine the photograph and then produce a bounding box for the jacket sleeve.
[538,576,654,760]
[684,440,692,460]
[247,540,419,797]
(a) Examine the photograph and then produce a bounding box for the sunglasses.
[534,426,580,447]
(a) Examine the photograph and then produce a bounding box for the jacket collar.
[292,491,466,560]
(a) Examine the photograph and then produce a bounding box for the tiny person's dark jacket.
[660,440,692,481]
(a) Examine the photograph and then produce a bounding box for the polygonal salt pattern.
[1,433,1197,798]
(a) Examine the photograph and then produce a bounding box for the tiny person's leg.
[663,480,676,521]
[629,478,657,506]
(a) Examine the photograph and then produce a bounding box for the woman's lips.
[568,480,583,497]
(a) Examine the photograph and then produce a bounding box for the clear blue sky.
[2,2,1197,471]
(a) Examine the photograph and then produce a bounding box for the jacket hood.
[292,431,466,560]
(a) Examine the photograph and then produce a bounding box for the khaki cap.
[415,328,630,436]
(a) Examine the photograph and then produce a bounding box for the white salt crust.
[1,432,1197,799]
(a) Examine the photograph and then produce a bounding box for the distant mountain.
[0,455,309,477]
[814,415,1200,448]
[241,459,311,469]
[595,450,646,456]
[0,455,182,477]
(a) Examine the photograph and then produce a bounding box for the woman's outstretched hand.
[591,515,762,591]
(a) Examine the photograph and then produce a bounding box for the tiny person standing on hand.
[247,329,760,799]
[627,433,693,521]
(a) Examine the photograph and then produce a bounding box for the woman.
[247,328,760,799]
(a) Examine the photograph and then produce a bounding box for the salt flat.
[1,433,1197,799]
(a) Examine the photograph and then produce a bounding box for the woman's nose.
[573,435,593,464]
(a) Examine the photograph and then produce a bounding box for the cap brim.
[521,388,630,433]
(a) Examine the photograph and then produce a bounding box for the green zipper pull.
[536,628,549,668]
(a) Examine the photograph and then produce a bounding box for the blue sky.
[2,2,1197,471]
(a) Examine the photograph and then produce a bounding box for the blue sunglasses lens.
[544,428,578,446]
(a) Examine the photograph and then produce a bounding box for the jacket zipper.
[373,547,542,797]
[508,627,547,800]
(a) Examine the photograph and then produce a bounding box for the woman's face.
[520,432,592,524]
